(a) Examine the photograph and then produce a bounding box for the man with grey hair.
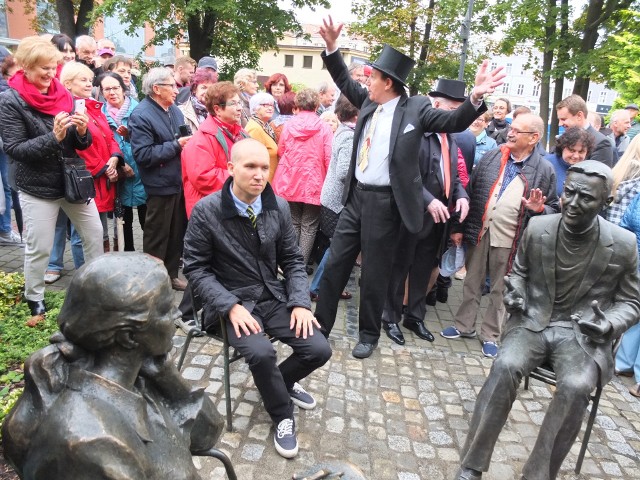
[441,113,560,358]
[316,81,336,115]
[348,63,366,85]
[456,160,640,480]
[608,108,631,157]
[75,35,97,69]
[129,67,192,292]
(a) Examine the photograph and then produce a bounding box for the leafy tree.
[93,0,329,77]
[6,0,93,37]
[350,0,494,96]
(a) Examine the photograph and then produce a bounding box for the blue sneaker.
[482,341,499,358]
[288,382,316,409]
[440,326,476,339]
[274,417,298,458]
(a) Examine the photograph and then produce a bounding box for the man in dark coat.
[182,139,331,459]
[457,160,640,480]
[381,79,470,345]
[314,17,504,359]
[556,94,617,166]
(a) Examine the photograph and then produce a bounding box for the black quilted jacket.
[0,89,91,199]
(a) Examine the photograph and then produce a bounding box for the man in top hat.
[315,17,505,359]
[381,79,471,345]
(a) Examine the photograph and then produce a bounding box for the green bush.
[0,284,66,433]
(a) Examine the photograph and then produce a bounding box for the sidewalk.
[1,220,639,479]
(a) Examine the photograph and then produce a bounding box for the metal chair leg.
[575,382,603,474]
[177,329,198,371]
[196,448,237,480]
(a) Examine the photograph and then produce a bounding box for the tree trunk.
[411,0,435,96]
[187,13,216,60]
[550,0,570,149]
[572,0,604,98]
[539,0,556,150]
[76,0,94,35]
[55,0,76,37]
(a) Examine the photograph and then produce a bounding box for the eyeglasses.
[102,86,122,93]
[156,83,177,89]
[220,101,242,108]
[260,103,275,108]
[510,128,537,135]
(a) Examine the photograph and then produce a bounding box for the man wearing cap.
[315,17,505,359]
[625,103,640,140]
[381,79,470,345]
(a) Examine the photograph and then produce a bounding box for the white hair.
[141,67,173,96]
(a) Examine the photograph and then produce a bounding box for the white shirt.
[355,96,401,186]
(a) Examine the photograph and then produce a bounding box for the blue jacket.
[620,193,640,272]
[129,97,184,196]
[103,99,146,207]
[544,152,570,194]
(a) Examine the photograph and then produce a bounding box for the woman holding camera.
[0,37,103,326]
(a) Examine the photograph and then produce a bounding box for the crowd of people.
[1,20,640,466]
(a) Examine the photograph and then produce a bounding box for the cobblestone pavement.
[1,215,639,480]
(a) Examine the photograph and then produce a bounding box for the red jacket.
[182,116,245,217]
[272,111,332,205]
[77,98,122,213]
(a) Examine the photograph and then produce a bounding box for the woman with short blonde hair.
[234,68,258,127]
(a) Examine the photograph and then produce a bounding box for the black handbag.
[62,156,96,204]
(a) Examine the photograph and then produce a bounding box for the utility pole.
[458,0,475,81]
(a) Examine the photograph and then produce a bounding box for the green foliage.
[0,272,24,317]
[0,290,65,375]
[350,0,495,95]
[602,10,640,105]
[92,0,329,76]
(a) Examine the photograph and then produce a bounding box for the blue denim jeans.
[310,248,330,295]
[47,210,85,272]
[0,151,12,234]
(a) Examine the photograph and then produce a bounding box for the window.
[502,83,510,94]
[506,63,512,74]
[104,15,145,55]
[303,55,313,69]
[37,0,59,33]
[516,84,524,95]
[563,88,572,98]
[599,90,608,103]
[532,84,540,97]
[587,90,592,102]
[284,55,293,68]
[490,62,497,71]
[0,1,7,37]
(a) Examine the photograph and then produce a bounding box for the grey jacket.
[183,178,311,328]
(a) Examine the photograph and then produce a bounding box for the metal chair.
[176,290,276,432]
[195,449,237,480]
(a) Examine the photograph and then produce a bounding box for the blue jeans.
[310,248,330,295]
[0,151,12,233]
[48,210,85,272]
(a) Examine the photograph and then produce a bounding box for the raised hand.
[472,60,506,100]
[522,188,546,213]
[319,16,344,52]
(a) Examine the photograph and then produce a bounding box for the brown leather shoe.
[103,239,110,253]
[629,383,640,398]
[171,277,187,291]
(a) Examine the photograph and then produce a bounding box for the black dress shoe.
[402,320,435,342]
[383,322,405,345]
[27,299,46,316]
[425,289,437,306]
[352,342,377,359]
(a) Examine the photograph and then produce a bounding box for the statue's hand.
[139,353,172,379]
[577,300,612,342]
[504,276,525,313]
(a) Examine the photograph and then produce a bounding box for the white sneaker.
[44,270,61,284]
[288,382,316,409]
[0,230,23,246]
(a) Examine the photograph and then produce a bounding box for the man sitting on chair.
[457,160,640,480]
[183,139,332,459]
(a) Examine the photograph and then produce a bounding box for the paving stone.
[181,367,205,380]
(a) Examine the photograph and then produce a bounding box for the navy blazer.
[321,50,487,234]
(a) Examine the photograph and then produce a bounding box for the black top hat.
[369,44,415,87]
[428,79,467,102]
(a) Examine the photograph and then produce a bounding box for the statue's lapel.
[541,220,558,301]
[575,217,613,302]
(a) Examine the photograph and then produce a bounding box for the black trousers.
[315,186,401,344]
[382,222,445,325]
[122,204,147,251]
[143,193,185,278]
[226,298,332,423]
